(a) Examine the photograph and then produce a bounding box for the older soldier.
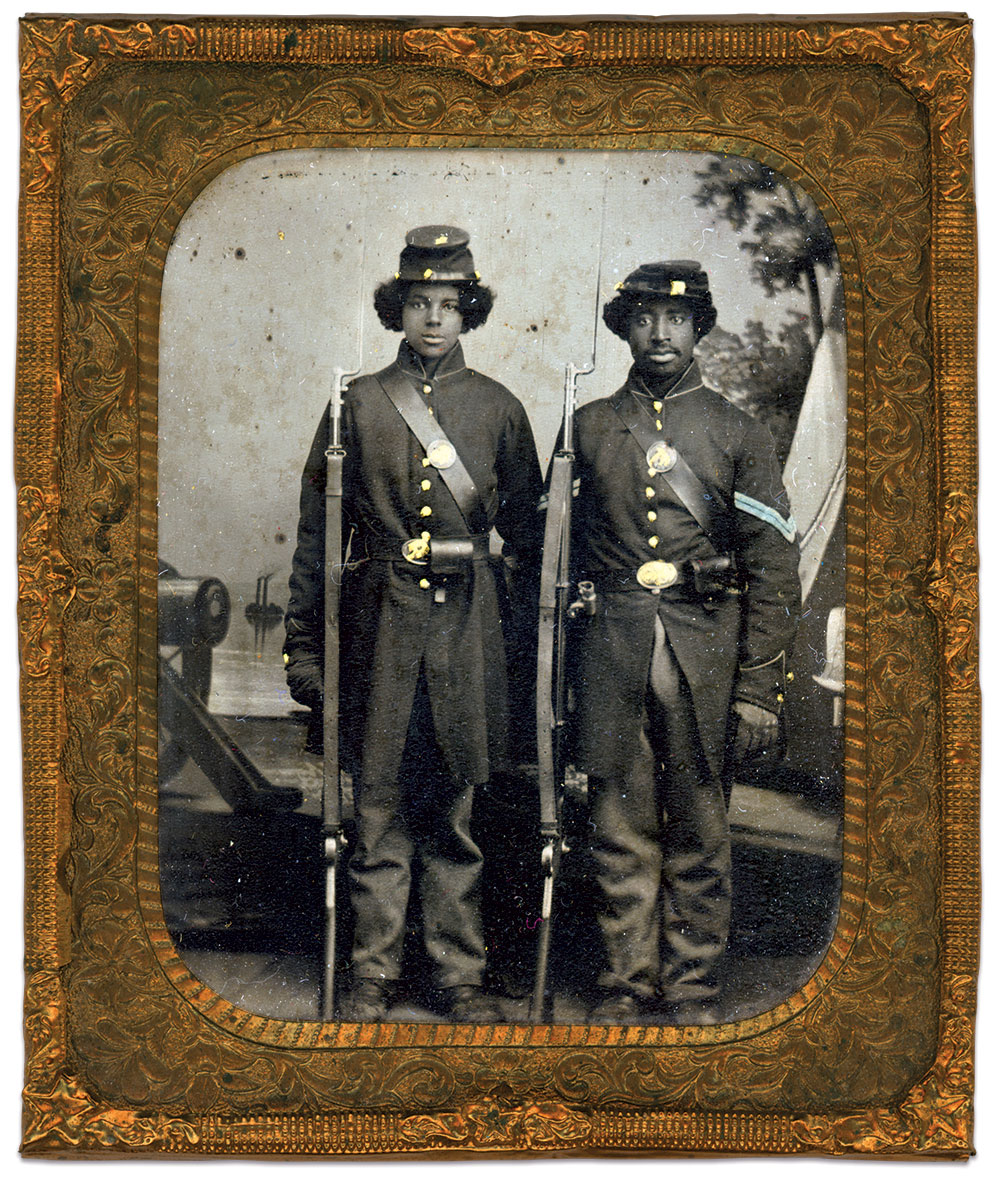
[569,261,801,1025]
[284,227,542,1022]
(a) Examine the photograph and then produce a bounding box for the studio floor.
[159,711,842,1027]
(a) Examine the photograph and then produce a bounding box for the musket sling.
[377,368,486,531]
[613,393,731,552]
[536,455,574,837]
[322,425,345,825]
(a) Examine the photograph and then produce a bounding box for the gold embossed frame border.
[16,14,977,1159]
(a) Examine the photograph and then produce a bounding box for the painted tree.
[697,318,814,465]
[693,156,837,344]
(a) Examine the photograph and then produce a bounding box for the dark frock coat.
[285,341,542,787]
[569,361,801,780]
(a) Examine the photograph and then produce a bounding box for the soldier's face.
[402,284,463,360]
[627,298,696,382]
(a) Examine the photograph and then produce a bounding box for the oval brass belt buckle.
[401,534,431,564]
[426,439,457,469]
[636,560,678,590]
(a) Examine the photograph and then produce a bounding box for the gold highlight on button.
[653,401,662,412]
[648,535,659,548]
[422,384,432,394]
[656,419,662,430]
[646,486,655,498]
[419,578,430,589]
[421,479,431,490]
[420,505,433,517]
[647,511,657,522]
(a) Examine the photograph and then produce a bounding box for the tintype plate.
[16,12,978,1159]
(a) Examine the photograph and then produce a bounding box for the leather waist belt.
[586,568,691,598]
[586,556,742,599]
[370,535,491,569]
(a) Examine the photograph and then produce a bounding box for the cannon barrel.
[157,567,300,812]
[158,576,230,649]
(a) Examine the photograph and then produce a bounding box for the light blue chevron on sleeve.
[734,491,797,542]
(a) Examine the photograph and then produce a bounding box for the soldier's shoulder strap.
[610,387,731,552]
[375,365,485,530]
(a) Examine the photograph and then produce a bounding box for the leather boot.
[446,985,502,1024]
[348,979,389,1022]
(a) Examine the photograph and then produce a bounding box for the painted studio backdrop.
[157,148,846,1023]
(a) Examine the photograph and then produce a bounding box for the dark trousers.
[348,667,487,991]
[589,615,731,1003]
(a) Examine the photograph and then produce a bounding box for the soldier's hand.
[284,654,323,711]
[731,701,779,764]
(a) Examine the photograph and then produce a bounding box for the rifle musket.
[530,177,610,1024]
[319,241,367,1022]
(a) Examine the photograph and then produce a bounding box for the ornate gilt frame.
[17,14,978,1158]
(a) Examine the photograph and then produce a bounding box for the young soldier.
[570,261,801,1025]
[284,227,542,1023]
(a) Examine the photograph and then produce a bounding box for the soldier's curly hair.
[602,291,717,343]
[373,278,495,333]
